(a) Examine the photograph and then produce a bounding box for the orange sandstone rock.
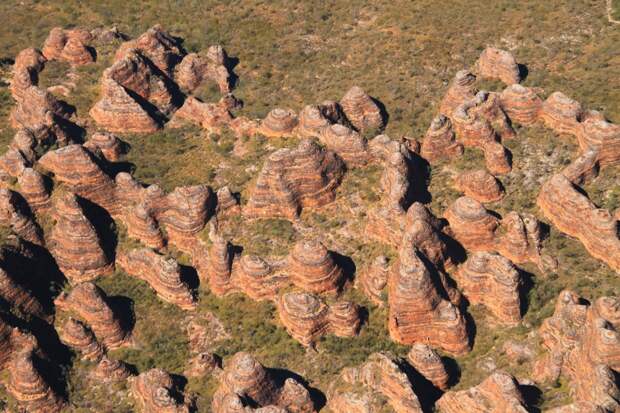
[358,255,389,307]
[58,317,105,362]
[439,70,477,118]
[258,108,298,138]
[297,104,332,138]
[129,368,191,413]
[421,115,463,163]
[539,92,583,137]
[17,168,51,213]
[90,355,132,383]
[287,239,345,295]
[499,84,542,126]
[171,95,233,132]
[43,27,94,66]
[116,25,185,75]
[475,47,521,85]
[340,86,384,132]
[84,132,124,162]
[454,169,504,203]
[175,48,232,94]
[407,343,450,391]
[319,123,369,166]
[444,196,499,252]
[0,188,44,246]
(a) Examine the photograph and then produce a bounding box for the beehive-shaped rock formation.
[495,211,546,267]
[499,84,542,126]
[58,317,105,362]
[258,108,298,138]
[439,70,477,117]
[537,174,620,272]
[84,132,123,162]
[54,282,129,349]
[470,91,516,141]
[578,117,620,167]
[286,239,345,295]
[7,333,65,413]
[387,246,470,355]
[327,352,423,413]
[436,371,529,412]
[297,104,332,138]
[10,84,72,133]
[340,86,384,132]
[116,248,196,310]
[175,48,232,93]
[202,234,233,296]
[475,47,521,85]
[116,25,185,75]
[277,292,361,347]
[0,266,46,319]
[38,144,117,213]
[444,196,499,252]
[91,355,133,383]
[539,92,583,137]
[0,188,44,245]
[212,352,315,413]
[245,139,344,219]
[232,254,285,302]
[42,27,93,65]
[319,123,369,166]
[17,168,51,213]
[456,252,522,325]
[171,95,233,132]
[454,169,504,203]
[407,343,450,391]
[129,368,191,413]
[358,255,389,307]
[451,101,497,148]
[124,204,165,249]
[11,48,46,99]
[421,115,463,163]
[48,193,112,282]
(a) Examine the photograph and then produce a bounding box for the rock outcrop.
[407,343,450,391]
[170,95,233,132]
[439,70,477,117]
[436,371,529,412]
[475,47,521,85]
[84,132,124,162]
[211,352,315,413]
[327,352,423,413]
[116,25,185,75]
[319,123,369,166]
[387,246,470,356]
[358,255,389,307]
[0,188,44,245]
[537,174,620,272]
[91,355,132,383]
[340,86,384,132]
[175,48,232,93]
[55,282,130,349]
[421,115,463,163]
[42,27,94,66]
[499,84,542,126]
[7,332,65,413]
[454,169,504,203]
[0,266,46,319]
[116,248,196,310]
[48,192,113,282]
[287,239,345,295]
[245,139,345,219]
[258,108,298,138]
[444,196,498,252]
[277,292,361,347]
[129,368,191,413]
[17,168,51,213]
[297,104,332,138]
[577,116,620,167]
[57,317,105,362]
[455,252,522,325]
[539,92,583,137]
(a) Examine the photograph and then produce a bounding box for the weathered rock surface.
[91,355,132,383]
[7,331,65,413]
[358,255,389,307]
[129,368,191,413]
[84,132,124,162]
[454,169,504,203]
[387,246,470,356]
[48,192,112,282]
[456,252,522,325]
[297,104,332,138]
[175,48,232,93]
[116,248,196,310]
[319,123,369,166]
[0,265,46,319]
[277,292,361,347]
[258,108,298,138]
[475,47,521,85]
[55,281,130,349]
[287,239,345,295]
[444,196,498,252]
[440,70,477,118]
[212,352,315,413]
[421,115,463,163]
[499,84,542,126]
[537,174,620,272]
[245,139,345,219]
[407,343,450,391]
[42,27,94,65]
[17,168,51,213]
[436,371,529,412]
[577,116,620,167]
[116,25,185,75]
[0,188,44,245]
[327,352,423,413]
[340,86,384,132]
[540,92,583,137]
[170,95,233,132]
[58,317,105,362]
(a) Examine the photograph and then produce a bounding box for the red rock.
[388,246,470,356]
[60,37,94,66]
[0,147,29,178]
[421,115,464,163]
[537,174,620,272]
[452,101,496,148]
[42,27,94,66]
[84,132,123,162]
[577,117,620,167]
[175,50,232,93]
[0,317,12,369]
[483,140,512,175]
[0,265,46,319]
[454,169,504,203]
[495,211,545,267]
[124,203,165,249]
[116,248,196,310]
[297,105,332,138]
[439,70,477,118]
[216,186,240,217]
[48,192,113,282]
[319,124,369,166]
[171,96,233,132]
[456,252,522,325]
[117,25,185,75]
[245,139,345,219]
[42,27,67,60]
[232,254,286,302]
[540,92,583,136]
[357,255,389,307]
[277,292,361,347]
[17,168,51,213]
[287,239,345,295]
[54,282,130,349]
[57,317,104,362]
[258,108,298,138]
[436,371,528,412]
[561,148,600,185]
[10,85,72,131]
[212,352,315,413]
[90,355,132,383]
[407,343,450,390]
[10,128,38,163]
[475,47,521,85]
[444,196,499,252]
[10,48,46,99]
[129,368,191,413]
[340,86,384,132]
[7,331,65,413]
[0,188,44,245]
[202,234,233,296]
[499,84,542,126]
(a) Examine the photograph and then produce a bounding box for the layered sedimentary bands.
[0,23,618,413]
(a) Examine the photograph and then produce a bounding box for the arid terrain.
[0,1,618,412]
